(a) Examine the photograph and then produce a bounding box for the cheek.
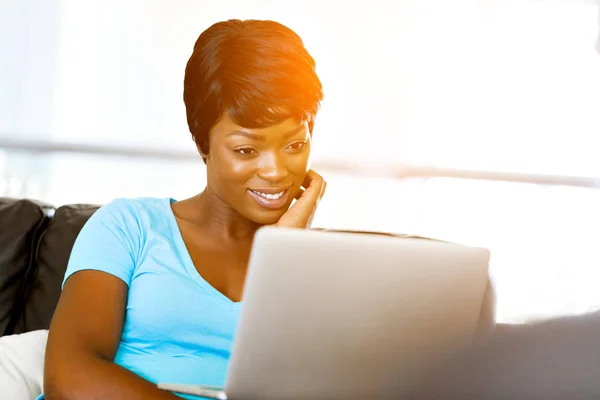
[289,144,312,175]
[210,150,254,187]
[228,160,254,181]
[285,155,310,177]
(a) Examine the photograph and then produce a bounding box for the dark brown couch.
[0,198,99,336]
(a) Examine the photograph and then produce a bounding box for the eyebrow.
[226,125,306,141]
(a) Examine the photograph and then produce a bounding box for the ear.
[307,117,315,137]
[200,153,209,165]
[195,142,209,160]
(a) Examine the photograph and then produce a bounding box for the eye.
[233,147,257,156]
[286,140,306,152]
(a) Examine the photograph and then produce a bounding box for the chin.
[247,210,286,226]
[239,202,289,225]
[240,192,294,226]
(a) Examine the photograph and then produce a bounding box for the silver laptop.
[159,227,490,400]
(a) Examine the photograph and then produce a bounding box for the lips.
[247,187,290,210]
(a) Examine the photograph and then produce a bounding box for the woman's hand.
[276,170,326,229]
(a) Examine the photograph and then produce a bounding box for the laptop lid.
[224,227,490,400]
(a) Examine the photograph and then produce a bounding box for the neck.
[191,189,260,241]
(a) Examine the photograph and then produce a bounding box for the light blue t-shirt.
[38,197,241,399]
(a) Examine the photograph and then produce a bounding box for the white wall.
[4,0,599,173]
[0,0,62,138]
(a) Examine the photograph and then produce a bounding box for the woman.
[42,19,325,400]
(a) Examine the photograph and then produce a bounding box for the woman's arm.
[43,270,180,400]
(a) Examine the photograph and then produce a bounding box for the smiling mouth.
[247,188,290,210]
[249,190,285,200]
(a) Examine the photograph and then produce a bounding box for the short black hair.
[183,19,324,157]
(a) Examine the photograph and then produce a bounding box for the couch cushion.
[0,330,47,400]
[13,204,99,334]
[0,198,52,336]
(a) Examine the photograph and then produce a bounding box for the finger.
[319,179,327,200]
[294,187,305,200]
[302,170,323,193]
[306,170,326,201]
[302,169,317,189]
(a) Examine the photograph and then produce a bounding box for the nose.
[256,151,288,183]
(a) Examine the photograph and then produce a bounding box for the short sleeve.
[62,198,141,288]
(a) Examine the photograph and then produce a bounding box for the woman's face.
[204,113,312,225]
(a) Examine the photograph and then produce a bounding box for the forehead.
[211,113,307,141]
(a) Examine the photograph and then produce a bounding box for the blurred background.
[1,0,599,323]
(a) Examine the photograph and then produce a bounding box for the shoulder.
[78,197,174,251]
[92,197,172,227]
[65,197,175,286]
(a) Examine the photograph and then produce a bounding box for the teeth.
[253,190,284,200]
